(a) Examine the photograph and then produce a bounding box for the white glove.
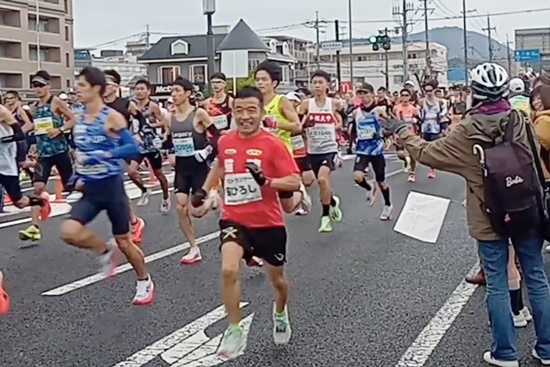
[194,145,213,162]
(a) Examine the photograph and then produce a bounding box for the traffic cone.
[52,177,66,203]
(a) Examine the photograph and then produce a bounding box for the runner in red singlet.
[204,72,233,133]
[393,88,420,182]
[190,86,299,358]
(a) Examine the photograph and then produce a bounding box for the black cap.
[32,70,51,85]
[356,82,374,93]
[173,77,194,91]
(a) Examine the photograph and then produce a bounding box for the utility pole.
[203,0,216,83]
[35,0,41,69]
[145,24,150,49]
[462,0,468,83]
[378,27,391,89]
[305,12,327,70]
[335,20,342,93]
[482,14,496,61]
[348,0,354,85]
[506,34,513,74]
[393,0,414,83]
[421,0,433,72]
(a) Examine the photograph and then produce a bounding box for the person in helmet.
[382,62,550,366]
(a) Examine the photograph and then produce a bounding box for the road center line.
[394,264,480,366]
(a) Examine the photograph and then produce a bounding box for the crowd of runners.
[1,60,550,366]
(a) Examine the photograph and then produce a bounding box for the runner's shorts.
[219,219,287,267]
[308,153,336,177]
[33,151,73,188]
[132,150,163,170]
[0,174,23,202]
[294,156,312,173]
[354,154,386,182]
[68,174,130,235]
[174,158,209,195]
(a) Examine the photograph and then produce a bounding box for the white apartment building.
[74,51,147,87]
[317,42,448,92]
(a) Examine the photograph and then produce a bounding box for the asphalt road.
[0,153,547,367]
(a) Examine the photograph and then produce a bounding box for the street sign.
[515,49,541,62]
[321,42,343,50]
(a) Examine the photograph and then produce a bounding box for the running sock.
[322,204,330,216]
[330,196,337,207]
[381,187,391,206]
[510,289,522,315]
[518,287,525,310]
[358,179,372,191]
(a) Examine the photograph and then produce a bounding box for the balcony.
[28,15,60,34]
[0,72,23,89]
[0,40,22,59]
[0,7,21,28]
[29,45,61,63]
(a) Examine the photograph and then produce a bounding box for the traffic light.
[368,35,391,51]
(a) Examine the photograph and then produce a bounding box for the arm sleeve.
[110,128,140,159]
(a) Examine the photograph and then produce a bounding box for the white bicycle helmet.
[470,63,510,102]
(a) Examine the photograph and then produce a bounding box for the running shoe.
[272,303,292,345]
[160,198,171,214]
[181,247,202,265]
[18,224,41,241]
[137,190,150,206]
[132,275,155,306]
[329,196,343,222]
[218,324,247,359]
[428,169,436,179]
[408,173,416,183]
[318,216,332,233]
[380,205,393,221]
[0,270,10,315]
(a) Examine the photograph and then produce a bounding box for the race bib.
[224,173,262,205]
[307,124,336,143]
[357,125,376,140]
[74,152,108,175]
[173,137,194,157]
[34,117,54,135]
[291,135,305,150]
[212,115,228,130]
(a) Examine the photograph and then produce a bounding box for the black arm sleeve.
[206,124,221,150]
[0,123,25,143]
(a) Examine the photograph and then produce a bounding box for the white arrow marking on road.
[112,302,252,367]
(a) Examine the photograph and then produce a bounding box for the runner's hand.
[47,128,62,138]
[380,113,408,136]
[191,188,207,208]
[246,162,267,186]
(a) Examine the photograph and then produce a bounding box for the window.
[393,75,404,85]
[248,59,260,72]
[28,16,49,32]
[65,26,69,41]
[29,47,49,61]
[282,42,290,55]
[170,40,189,55]
[64,0,68,13]
[281,65,290,83]
[66,79,71,88]
[65,52,70,67]
[158,66,180,84]
[269,39,277,53]
[189,64,207,84]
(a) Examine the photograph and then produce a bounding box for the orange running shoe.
[0,270,10,315]
[39,191,51,220]
[131,217,145,245]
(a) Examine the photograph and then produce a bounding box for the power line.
[482,14,496,61]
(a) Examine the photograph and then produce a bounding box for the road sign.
[515,49,541,62]
[112,302,254,366]
[321,42,343,50]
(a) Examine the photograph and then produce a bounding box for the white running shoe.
[160,198,171,214]
[132,275,154,306]
[380,205,393,221]
[137,190,151,206]
[181,247,202,265]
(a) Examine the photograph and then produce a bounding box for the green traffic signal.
[368,35,377,44]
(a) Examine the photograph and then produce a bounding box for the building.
[138,19,300,97]
[0,0,74,95]
[514,27,550,71]
[73,49,147,87]
[268,35,313,87]
[317,41,448,92]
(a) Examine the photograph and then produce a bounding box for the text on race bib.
[291,135,305,150]
[173,137,195,157]
[223,173,262,206]
[34,117,54,135]
[357,125,376,140]
[307,124,335,142]
[212,115,228,130]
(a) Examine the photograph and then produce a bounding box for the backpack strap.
[522,109,547,188]
[503,111,516,142]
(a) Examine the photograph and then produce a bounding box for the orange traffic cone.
[52,177,66,203]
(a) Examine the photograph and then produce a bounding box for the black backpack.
[474,110,541,238]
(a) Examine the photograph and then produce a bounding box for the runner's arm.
[149,102,165,128]
[333,99,343,129]
[17,106,34,133]
[297,99,309,123]
[197,108,220,150]
[0,106,25,142]
[53,97,76,131]
[278,98,301,134]
[105,110,139,159]
[201,158,224,192]
[268,139,300,191]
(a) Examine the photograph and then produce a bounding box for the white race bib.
[291,135,305,150]
[223,173,262,205]
[212,115,228,130]
[34,117,54,135]
[306,124,335,149]
[173,137,194,157]
[357,125,376,140]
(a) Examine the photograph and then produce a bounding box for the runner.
[298,70,343,232]
[393,88,420,182]
[130,79,171,212]
[61,66,154,306]
[418,80,445,179]
[191,86,299,358]
[508,77,531,114]
[0,102,50,216]
[204,72,233,132]
[352,82,393,220]
[102,70,146,244]
[19,70,75,243]
[166,77,220,264]
[2,91,34,173]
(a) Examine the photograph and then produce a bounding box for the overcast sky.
[73,0,549,50]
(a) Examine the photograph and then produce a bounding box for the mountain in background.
[403,26,510,62]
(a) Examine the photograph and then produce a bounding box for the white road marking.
[112,302,251,367]
[393,192,451,243]
[41,231,220,296]
[0,174,175,228]
[394,265,480,367]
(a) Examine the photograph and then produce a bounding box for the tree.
[226,72,256,92]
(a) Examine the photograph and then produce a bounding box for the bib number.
[173,137,194,157]
[34,117,54,135]
[307,124,336,147]
[357,125,376,140]
[224,173,262,205]
[291,135,305,150]
[213,115,228,130]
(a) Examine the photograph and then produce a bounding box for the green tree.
[226,72,256,92]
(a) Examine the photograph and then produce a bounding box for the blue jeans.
[479,234,550,360]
